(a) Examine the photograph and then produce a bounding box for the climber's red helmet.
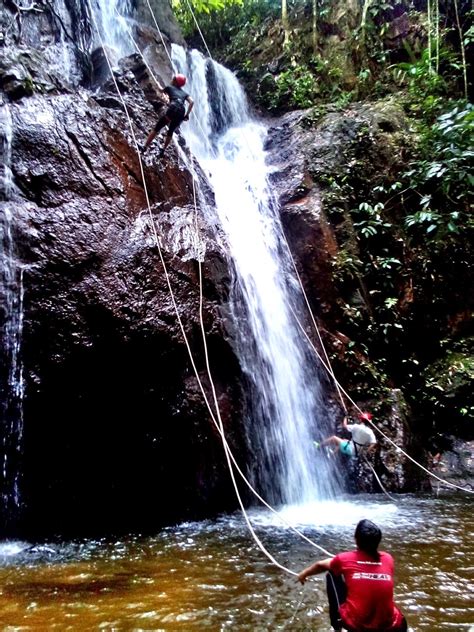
[173,74,187,88]
[358,411,373,422]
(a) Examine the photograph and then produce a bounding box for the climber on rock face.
[142,73,194,157]
[314,411,377,458]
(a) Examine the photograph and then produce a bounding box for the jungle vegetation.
[172,0,473,444]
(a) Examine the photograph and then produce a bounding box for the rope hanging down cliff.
[88,4,335,577]
[118,5,336,560]
[175,4,474,498]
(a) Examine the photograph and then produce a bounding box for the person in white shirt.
[315,412,377,458]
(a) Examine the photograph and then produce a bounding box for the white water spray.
[172,47,342,504]
[91,0,135,58]
[0,104,13,200]
[0,103,25,524]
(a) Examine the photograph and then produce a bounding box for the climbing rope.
[181,0,213,58]
[280,584,308,630]
[280,231,348,413]
[117,13,333,557]
[360,453,397,502]
[172,8,473,497]
[117,10,217,159]
[88,4,335,578]
[113,8,168,94]
[143,0,178,72]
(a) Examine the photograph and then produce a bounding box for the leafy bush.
[262,64,317,111]
[403,103,474,239]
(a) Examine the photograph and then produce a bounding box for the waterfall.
[90,0,135,59]
[0,102,25,527]
[172,47,342,504]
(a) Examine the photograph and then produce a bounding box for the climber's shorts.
[340,440,355,457]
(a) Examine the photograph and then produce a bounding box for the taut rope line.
[290,305,474,495]
[178,5,474,497]
[143,0,178,72]
[88,4,335,574]
[181,0,213,58]
[117,11,334,556]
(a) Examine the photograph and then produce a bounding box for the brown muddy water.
[0,495,472,631]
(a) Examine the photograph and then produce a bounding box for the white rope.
[143,0,177,72]
[119,11,215,157]
[181,0,213,58]
[280,230,347,412]
[289,306,474,495]
[117,5,335,557]
[88,5,334,576]
[187,155,334,559]
[113,8,166,93]
[360,453,397,502]
[280,584,307,630]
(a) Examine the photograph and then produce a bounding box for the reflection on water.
[0,496,472,630]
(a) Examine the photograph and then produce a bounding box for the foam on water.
[0,541,29,557]
[247,499,399,529]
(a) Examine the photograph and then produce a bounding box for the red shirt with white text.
[330,550,404,631]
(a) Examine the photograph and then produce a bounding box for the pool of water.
[0,495,472,630]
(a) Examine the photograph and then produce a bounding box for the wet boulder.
[3,56,245,537]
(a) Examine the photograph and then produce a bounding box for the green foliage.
[268,64,317,110]
[390,43,468,117]
[332,250,362,283]
[403,103,474,240]
[172,0,244,39]
[392,47,446,99]
[352,202,392,238]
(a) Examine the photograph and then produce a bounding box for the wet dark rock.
[266,98,409,324]
[2,26,245,535]
[430,440,474,493]
[90,46,120,88]
[266,103,427,492]
[0,48,64,100]
[135,0,185,46]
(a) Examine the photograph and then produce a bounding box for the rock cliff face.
[0,1,440,537]
[1,1,246,536]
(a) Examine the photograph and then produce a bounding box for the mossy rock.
[422,338,474,437]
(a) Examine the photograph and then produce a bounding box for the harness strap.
[351,440,367,457]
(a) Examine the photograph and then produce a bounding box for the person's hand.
[297,572,307,585]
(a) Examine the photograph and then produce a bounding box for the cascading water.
[0,102,25,528]
[90,0,135,58]
[172,47,343,504]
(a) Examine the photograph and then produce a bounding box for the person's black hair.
[355,519,382,560]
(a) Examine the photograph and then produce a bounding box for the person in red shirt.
[298,519,407,632]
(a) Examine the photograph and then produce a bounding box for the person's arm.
[342,416,349,431]
[156,84,170,105]
[366,442,377,455]
[298,557,333,584]
[183,95,194,120]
